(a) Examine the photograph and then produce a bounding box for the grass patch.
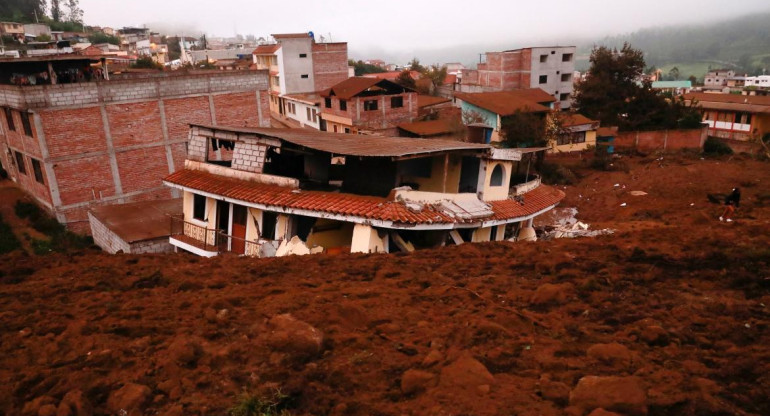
[0,213,22,254]
[229,390,292,416]
[14,200,93,253]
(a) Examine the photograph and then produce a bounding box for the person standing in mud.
[719,187,740,222]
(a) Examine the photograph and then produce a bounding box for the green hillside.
[588,12,770,80]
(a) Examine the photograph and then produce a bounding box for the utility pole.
[34,9,39,23]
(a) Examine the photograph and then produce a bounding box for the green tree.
[500,110,548,148]
[0,0,47,23]
[131,57,163,70]
[36,33,51,42]
[50,0,61,21]
[88,32,120,45]
[394,70,416,90]
[422,64,448,93]
[408,57,425,73]
[348,59,386,76]
[668,66,680,80]
[65,0,82,24]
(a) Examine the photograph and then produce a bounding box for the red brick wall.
[164,96,211,142]
[40,108,107,158]
[614,128,706,151]
[107,102,163,148]
[355,92,418,130]
[170,143,188,173]
[54,154,116,206]
[214,92,261,127]
[312,42,349,92]
[116,147,170,194]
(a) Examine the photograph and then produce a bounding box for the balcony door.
[231,204,248,254]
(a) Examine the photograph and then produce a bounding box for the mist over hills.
[351,11,770,79]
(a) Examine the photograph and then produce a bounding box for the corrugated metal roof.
[321,76,414,100]
[685,92,770,114]
[455,88,555,116]
[89,198,182,243]
[397,119,455,136]
[192,125,490,157]
[163,169,564,225]
[417,94,451,108]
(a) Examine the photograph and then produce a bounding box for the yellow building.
[685,92,770,141]
[550,113,599,153]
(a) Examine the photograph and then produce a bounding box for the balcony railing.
[512,174,541,196]
[169,215,263,256]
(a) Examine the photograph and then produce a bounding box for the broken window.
[364,100,378,111]
[261,211,277,240]
[539,75,548,84]
[31,158,44,184]
[207,138,235,167]
[192,194,206,221]
[15,151,26,174]
[20,112,33,137]
[4,108,15,131]
[490,164,504,186]
[391,96,403,108]
[339,100,347,111]
[325,97,332,108]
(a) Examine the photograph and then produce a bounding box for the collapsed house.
[163,125,564,257]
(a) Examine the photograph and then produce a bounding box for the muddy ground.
[1,153,769,416]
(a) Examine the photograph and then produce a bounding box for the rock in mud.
[401,369,436,394]
[56,390,93,416]
[587,343,633,368]
[22,396,56,416]
[531,283,572,305]
[569,376,647,416]
[267,313,324,358]
[38,404,57,416]
[640,325,669,346]
[422,349,444,367]
[106,383,151,416]
[439,354,495,392]
[539,377,571,406]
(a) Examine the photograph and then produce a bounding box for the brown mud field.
[1,153,770,416]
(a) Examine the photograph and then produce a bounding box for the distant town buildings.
[704,69,734,88]
[459,46,577,109]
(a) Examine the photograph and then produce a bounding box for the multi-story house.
[685,92,770,141]
[459,46,577,109]
[454,88,556,143]
[704,69,735,89]
[116,27,151,56]
[252,33,349,127]
[0,22,24,42]
[0,55,271,232]
[319,77,418,135]
[163,124,564,257]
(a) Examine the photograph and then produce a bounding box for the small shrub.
[229,390,291,416]
[703,137,733,156]
[14,200,93,253]
[0,213,22,254]
[539,162,578,185]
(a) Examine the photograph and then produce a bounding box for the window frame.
[14,151,26,174]
[562,53,573,62]
[538,75,548,84]
[4,108,15,131]
[489,164,505,187]
[31,158,44,184]
[192,193,206,222]
[20,112,33,137]
[391,96,404,108]
[364,99,378,111]
[339,100,347,111]
[324,97,332,108]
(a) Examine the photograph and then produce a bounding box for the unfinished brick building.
[459,46,576,109]
[0,55,270,231]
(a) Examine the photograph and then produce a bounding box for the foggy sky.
[80,0,769,63]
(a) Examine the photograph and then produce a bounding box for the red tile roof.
[252,44,280,55]
[163,169,564,226]
[362,70,420,81]
[417,95,451,108]
[684,92,770,114]
[455,88,555,116]
[397,119,455,136]
[561,113,598,127]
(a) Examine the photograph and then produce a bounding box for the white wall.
[529,46,576,109]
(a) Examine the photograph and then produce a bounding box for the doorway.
[231,204,247,254]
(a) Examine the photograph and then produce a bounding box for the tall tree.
[65,0,82,24]
[0,0,47,23]
[408,58,425,73]
[50,0,61,22]
[394,70,416,90]
[423,64,448,93]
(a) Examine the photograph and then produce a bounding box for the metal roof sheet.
[192,125,490,158]
[455,88,555,116]
[89,199,182,243]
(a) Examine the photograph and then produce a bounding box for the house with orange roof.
[162,124,564,257]
[684,92,770,141]
[550,113,600,153]
[252,32,349,126]
[454,88,556,143]
[319,77,419,135]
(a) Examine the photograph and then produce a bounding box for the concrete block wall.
[130,238,175,254]
[232,142,267,173]
[88,211,131,254]
[0,70,271,232]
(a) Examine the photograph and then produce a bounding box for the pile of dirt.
[1,154,769,416]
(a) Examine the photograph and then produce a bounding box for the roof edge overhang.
[163,180,559,230]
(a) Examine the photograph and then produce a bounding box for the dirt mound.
[1,155,770,416]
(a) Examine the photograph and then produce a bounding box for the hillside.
[1,153,770,416]
[590,12,770,79]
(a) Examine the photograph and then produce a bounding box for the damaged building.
[163,125,564,257]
